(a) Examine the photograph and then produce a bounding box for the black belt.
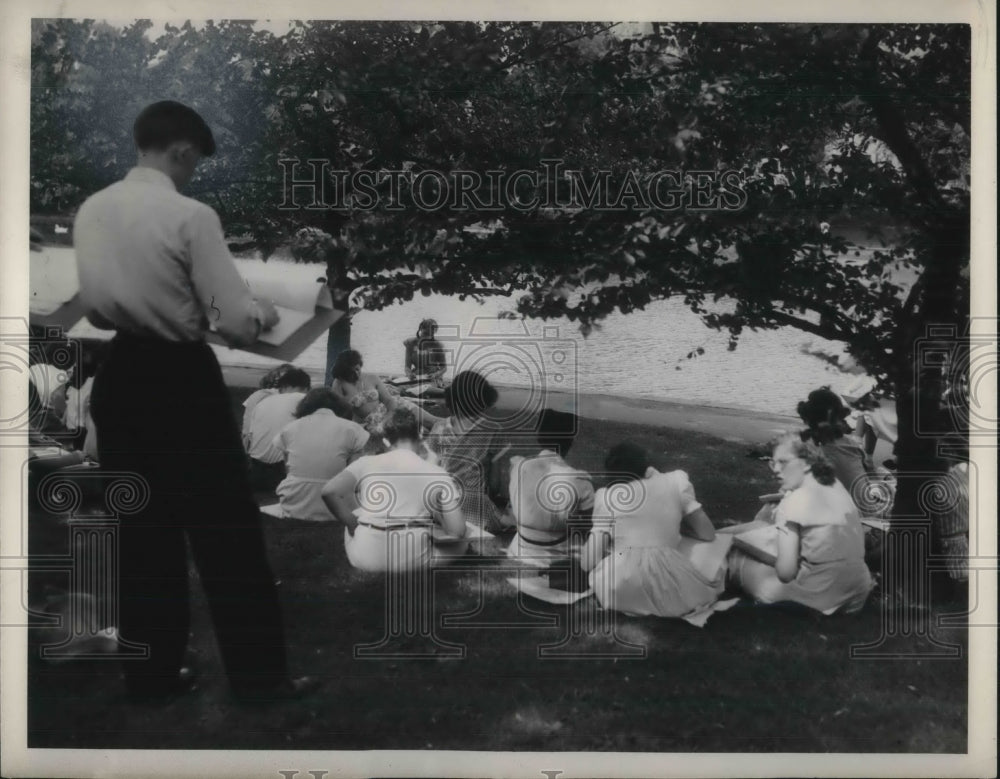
[517,531,568,547]
[357,520,433,532]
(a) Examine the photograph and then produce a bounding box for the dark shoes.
[232,675,322,706]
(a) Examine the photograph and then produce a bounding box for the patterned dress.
[427,416,508,533]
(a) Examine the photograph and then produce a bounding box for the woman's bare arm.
[681,507,716,542]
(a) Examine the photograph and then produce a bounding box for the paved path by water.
[221,364,796,444]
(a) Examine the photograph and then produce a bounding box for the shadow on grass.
[25,386,968,752]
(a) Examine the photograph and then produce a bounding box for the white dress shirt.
[74,167,260,345]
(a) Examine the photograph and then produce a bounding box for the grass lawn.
[27,387,968,752]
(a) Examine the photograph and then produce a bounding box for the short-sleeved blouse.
[592,468,702,549]
[774,474,866,566]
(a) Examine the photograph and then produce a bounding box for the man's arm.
[186,205,278,347]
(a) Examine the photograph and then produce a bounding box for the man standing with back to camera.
[75,100,317,704]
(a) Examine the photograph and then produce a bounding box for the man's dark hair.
[276,368,311,391]
[537,409,578,456]
[133,101,216,156]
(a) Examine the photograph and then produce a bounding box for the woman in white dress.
[272,388,370,521]
[322,408,467,572]
[580,442,723,618]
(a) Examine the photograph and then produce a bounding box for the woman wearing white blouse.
[323,408,466,572]
[273,388,370,521]
[728,433,873,614]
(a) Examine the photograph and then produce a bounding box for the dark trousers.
[91,334,288,695]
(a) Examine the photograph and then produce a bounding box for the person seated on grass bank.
[273,388,369,521]
[797,386,889,517]
[323,407,468,572]
[427,370,514,535]
[403,318,448,385]
[244,367,311,492]
[506,409,595,565]
[242,362,296,436]
[727,433,874,615]
[580,442,723,619]
[331,348,439,437]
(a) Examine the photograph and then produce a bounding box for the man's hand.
[255,299,280,331]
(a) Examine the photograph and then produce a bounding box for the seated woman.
[323,408,467,572]
[272,388,370,521]
[580,442,723,619]
[507,409,595,565]
[426,370,512,534]
[797,387,888,516]
[242,362,296,438]
[244,368,312,492]
[727,433,873,614]
[330,349,439,436]
[403,318,448,385]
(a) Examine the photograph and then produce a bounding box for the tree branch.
[858,29,947,217]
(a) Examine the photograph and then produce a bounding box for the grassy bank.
[27,387,968,752]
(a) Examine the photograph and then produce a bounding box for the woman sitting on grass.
[403,318,447,385]
[330,349,439,436]
[272,388,370,521]
[427,370,512,534]
[323,407,467,572]
[727,433,873,614]
[580,442,723,618]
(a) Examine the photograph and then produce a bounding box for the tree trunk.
[887,219,968,607]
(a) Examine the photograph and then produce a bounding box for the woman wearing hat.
[797,387,887,516]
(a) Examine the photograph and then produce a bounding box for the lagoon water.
[219,289,858,417]
[65,258,865,415]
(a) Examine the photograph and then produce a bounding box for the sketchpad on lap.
[259,503,285,519]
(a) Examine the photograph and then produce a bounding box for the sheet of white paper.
[236,258,326,313]
[255,305,313,345]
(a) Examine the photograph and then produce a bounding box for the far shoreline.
[219,361,799,444]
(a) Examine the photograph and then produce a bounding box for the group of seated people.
[30,332,964,620]
[243,352,930,618]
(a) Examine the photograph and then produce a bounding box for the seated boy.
[506,409,595,566]
[243,367,311,492]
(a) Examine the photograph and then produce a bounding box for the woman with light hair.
[323,407,467,572]
[728,433,873,614]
